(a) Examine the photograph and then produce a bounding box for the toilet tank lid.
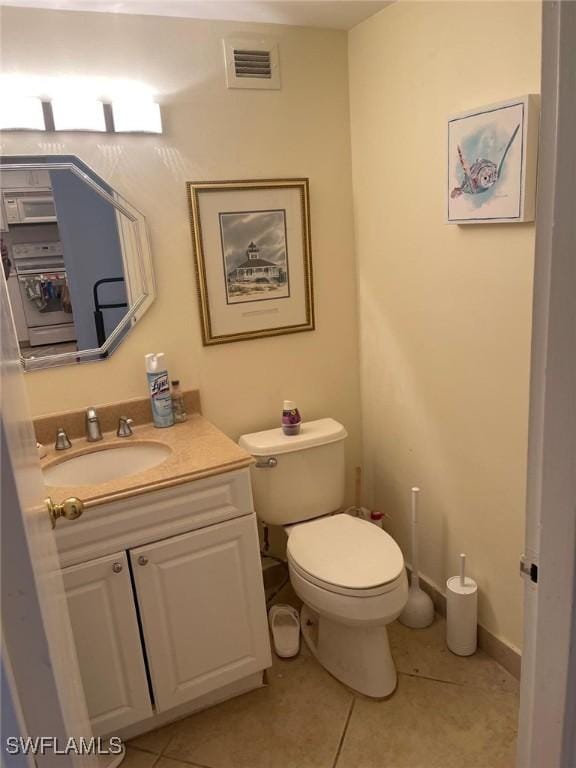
[239,418,347,456]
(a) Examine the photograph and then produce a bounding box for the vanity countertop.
[41,413,254,508]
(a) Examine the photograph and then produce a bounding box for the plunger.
[399,487,434,628]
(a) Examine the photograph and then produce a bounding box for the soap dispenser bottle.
[145,353,174,428]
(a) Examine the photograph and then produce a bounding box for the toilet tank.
[238,418,347,526]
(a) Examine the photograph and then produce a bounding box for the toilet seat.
[289,557,405,598]
[287,514,405,597]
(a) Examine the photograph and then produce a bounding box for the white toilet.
[239,418,408,698]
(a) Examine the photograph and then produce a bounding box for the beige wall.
[2,3,540,650]
[0,7,362,493]
[349,1,541,650]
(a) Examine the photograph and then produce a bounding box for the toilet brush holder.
[446,554,477,656]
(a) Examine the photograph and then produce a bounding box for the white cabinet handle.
[112,562,123,573]
[138,556,148,566]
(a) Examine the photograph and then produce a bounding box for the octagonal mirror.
[0,155,155,370]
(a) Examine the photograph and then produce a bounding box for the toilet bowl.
[238,418,408,698]
[287,514,408,697]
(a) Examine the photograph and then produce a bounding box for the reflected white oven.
[12,242,76,346]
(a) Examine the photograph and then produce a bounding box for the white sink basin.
[43,443,172,487]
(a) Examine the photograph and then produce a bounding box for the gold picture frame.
[187,178,315,345]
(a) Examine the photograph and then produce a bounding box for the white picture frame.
[447,95,539,224]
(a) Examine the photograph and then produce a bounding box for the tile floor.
[126,611,519,768]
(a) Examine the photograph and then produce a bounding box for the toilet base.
[300,604,398,698]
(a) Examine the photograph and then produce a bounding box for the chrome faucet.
[85,407,103,442]
[55,427,72,451]
[116,416,134,438]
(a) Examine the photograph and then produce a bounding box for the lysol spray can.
[145,353,174,428]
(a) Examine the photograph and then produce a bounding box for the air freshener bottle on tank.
[145,353,174,428]
[282,400,301,436]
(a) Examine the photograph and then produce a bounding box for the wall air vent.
[223,38,280,90]
[234,49,272,79]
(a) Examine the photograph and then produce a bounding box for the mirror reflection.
[0,156,155,370]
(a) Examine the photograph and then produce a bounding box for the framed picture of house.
[187,179,314,345]
[447,95,539,224]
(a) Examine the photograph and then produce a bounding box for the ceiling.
[0,1,391,30]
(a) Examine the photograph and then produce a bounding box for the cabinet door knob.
[112,562,123,573]
[138,556,148,566]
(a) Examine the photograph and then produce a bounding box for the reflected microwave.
[3,192,57,224]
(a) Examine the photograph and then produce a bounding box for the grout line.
[332,696,356,768]
[124,748,161,767]
[155,746,215,768]
[398,670,519,697]
[152,751,214,768]
[159,722,188,760]
[128,744,160,756]
[160,731,174,758]
[398,671,467,688]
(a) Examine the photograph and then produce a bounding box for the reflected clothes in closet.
[22,274,73,313]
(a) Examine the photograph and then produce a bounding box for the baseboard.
[408,569,522,680]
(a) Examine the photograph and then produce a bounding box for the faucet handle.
[55,427,72,451]
[85,406,103,442]
[117,416,134,438]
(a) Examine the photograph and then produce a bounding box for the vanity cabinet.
[62,551,152,735]
[131,516,271,712]
[57,469,272,737]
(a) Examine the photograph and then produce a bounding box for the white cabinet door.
[131,515,272,712]
[62,551,153,735]
[2,169,51,189]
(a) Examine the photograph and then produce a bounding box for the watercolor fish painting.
[447,97,538,224]
[450,123,520,199]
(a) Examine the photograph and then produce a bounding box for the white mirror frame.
[1,158,155,371]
